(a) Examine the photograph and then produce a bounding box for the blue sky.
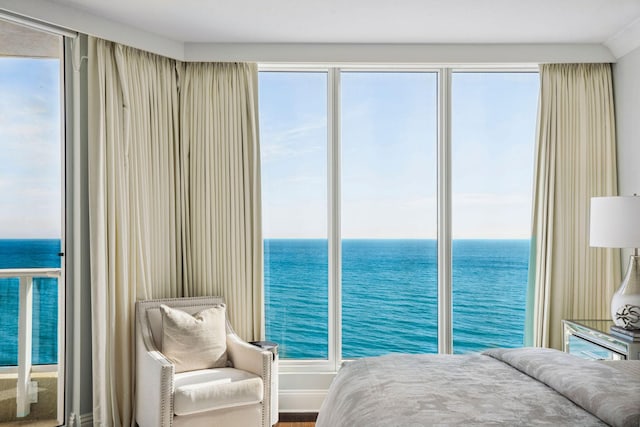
[0,58,61,238]
[0,64,537,240]
[260,71,539,239]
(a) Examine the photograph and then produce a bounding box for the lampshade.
[590,196,640,330]
[590,196,640,248]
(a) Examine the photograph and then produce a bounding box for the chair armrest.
[136,323,174,427]
[227,333,273,377]
[227,333,273,425]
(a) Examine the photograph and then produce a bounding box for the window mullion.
[327,68,342,369]
[437,68,453,354]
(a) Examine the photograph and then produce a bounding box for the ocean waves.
[265,239,529,359]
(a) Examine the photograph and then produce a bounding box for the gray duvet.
[316,348,640,427]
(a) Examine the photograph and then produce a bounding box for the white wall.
[613,46,640,197]
[612,47,640,270]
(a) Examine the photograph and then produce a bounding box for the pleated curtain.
[88,38,262,426]
[179,63,263,340]
[525,63,620,350]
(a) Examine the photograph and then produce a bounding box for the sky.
[259,71,539,239]
[0,58,61,239]
[0,64,537,240]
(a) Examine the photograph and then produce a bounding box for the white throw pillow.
[160,304,228,373]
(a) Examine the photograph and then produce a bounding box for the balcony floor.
[0,372,57,426]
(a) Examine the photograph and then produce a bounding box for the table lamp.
[590,196,640,330]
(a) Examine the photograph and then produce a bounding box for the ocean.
[265,239,529,359]
[0,238,529,365]
[0,239,61,366]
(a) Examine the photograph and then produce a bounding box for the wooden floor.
[277,413,317,427]
[277,423,315,427]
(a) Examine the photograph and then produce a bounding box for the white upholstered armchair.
[135,296,276,427]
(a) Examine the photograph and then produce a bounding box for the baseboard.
[278,389,327,412]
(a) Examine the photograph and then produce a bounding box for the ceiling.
[43,0,640,45]
[0,0,638,62]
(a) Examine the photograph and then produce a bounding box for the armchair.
[135,296,276,427]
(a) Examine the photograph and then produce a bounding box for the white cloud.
[261,119,326,162]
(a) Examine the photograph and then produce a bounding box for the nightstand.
[562,319,640,360]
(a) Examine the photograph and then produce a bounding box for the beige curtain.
[88,38,262,426]
[525,63,620,350]
[179,63,263,341]
[88,38,182,426]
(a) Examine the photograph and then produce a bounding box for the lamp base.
[612,255,640,330]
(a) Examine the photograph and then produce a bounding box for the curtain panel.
[88,38,262,426]
[179,63,263,340]
[525,63,620,350]
[88,38,182,426]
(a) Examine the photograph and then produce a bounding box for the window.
[260,67,538,364]
[341,72,438,357]
[260,71,329,359]
[451,72,538,353]
[0,19,65,423]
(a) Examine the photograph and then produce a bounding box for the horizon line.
[264,237,530,240]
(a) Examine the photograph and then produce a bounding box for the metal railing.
[0,268,62,417]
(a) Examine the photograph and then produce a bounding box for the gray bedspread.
[316,347,640,426]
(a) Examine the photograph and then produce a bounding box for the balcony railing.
[0,268,62,418]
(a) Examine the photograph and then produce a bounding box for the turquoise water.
[0,239,60,366]
[0,238,529,365]
[265,239,529,358]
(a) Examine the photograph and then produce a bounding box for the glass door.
[0,19,64,425]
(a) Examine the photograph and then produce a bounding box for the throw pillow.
[160,304,228,373]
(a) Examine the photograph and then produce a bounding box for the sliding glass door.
[0,19,64,424]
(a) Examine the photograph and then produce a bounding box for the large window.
[341,72,438,357]
[451,72,538,353]
[260,72,328,359]
[260,68,538,363]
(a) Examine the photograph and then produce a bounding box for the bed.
[316,347,640,426]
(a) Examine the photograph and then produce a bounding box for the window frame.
[259,64,538,374]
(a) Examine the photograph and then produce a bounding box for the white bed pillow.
[160,304,228,373]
